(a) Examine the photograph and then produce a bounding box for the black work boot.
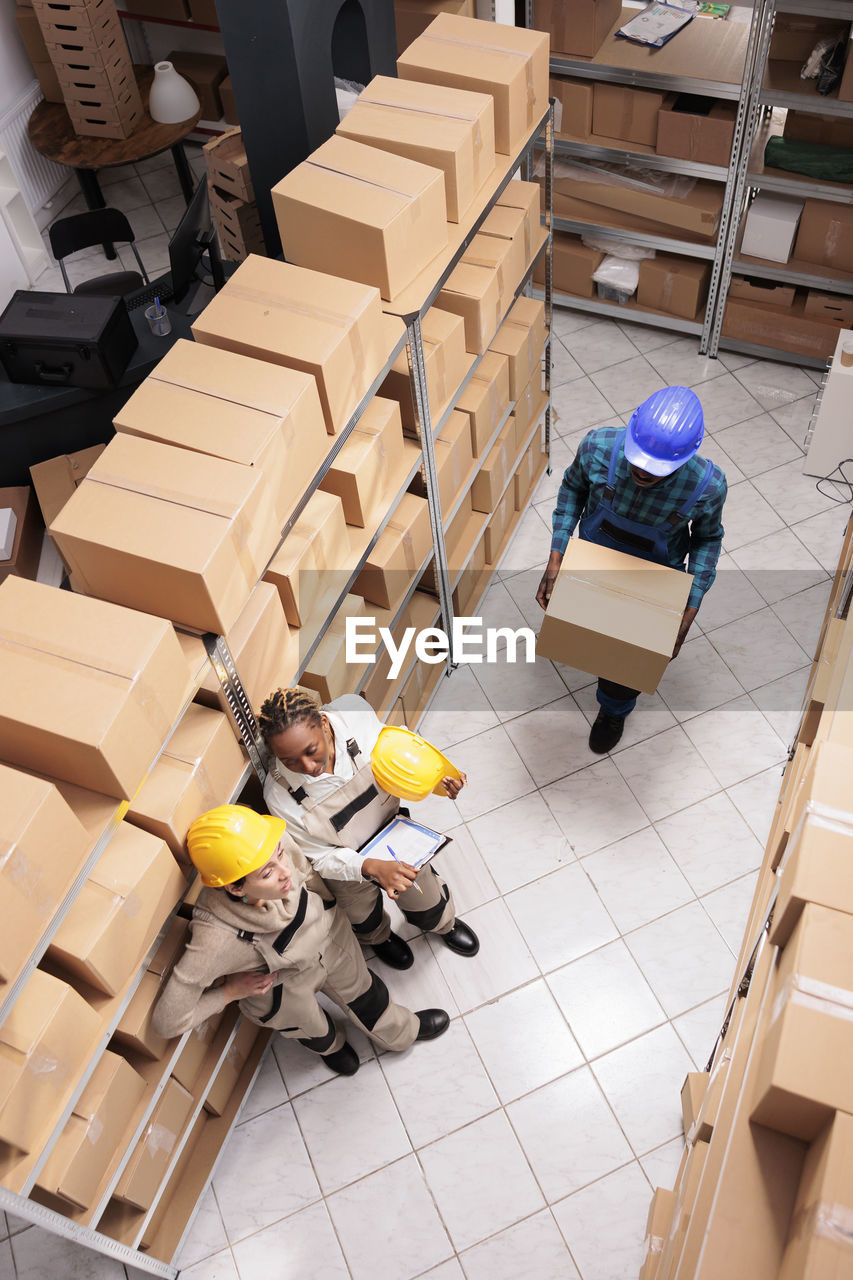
[372,931,414,970]
[321,1041,359,1075]
[415,1009,450,1041]
[589,710,626,754]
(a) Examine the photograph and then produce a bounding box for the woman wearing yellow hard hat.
[257,688,479,970]
[151,804,450,1077]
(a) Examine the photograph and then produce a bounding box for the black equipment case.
[0,291,138,390]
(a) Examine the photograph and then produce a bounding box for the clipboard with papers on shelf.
[359,814,452,870]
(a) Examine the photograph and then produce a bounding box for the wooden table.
[28,66,202,246]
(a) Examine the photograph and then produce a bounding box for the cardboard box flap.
[114,380,284,466]
[0,969,69,1057]
[295,135,446,227]
[29,445,106,526]
[149,339,319,419]
[555,539,692,621]
[268,490,346,575]
[443,259,498,300]
[357,73,494,134]
[0,764,90,905]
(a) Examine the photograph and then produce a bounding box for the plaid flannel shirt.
[550,426,727,610]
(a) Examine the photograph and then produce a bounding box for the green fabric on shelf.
[764,136,853,183]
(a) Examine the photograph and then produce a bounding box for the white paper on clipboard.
[359,815,451,870]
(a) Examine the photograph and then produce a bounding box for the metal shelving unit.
[709,0,853,365]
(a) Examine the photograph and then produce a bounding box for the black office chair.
[48,208,151,297]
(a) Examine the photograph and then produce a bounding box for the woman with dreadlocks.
[256,687,479,971]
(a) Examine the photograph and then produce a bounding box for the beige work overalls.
[193,879,418,1055]
[271,734,455,946]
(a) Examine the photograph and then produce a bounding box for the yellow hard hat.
[186,805,287,888]
[371,726,462,802]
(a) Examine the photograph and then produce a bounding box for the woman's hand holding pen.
[363,855,418,898]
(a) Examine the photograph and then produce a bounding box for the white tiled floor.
[6,192,851,1279]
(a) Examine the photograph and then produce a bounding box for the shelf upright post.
[705,0,777,356]
[403,314,455,674]
[542,97,554,460]
[202,632,269,783]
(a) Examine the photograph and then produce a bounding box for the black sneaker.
[589,710,626,754]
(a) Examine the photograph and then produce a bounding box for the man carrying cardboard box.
[536,387,727,753]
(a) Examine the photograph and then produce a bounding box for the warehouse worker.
[536,386,726,754]
[258,687,479,971]
[152,805,449,1077]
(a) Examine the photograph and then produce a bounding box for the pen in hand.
[387,845,423,894]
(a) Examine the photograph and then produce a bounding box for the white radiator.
[0,82,68,227]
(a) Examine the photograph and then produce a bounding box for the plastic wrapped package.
[335,77,364,121]
[592,254,640,303]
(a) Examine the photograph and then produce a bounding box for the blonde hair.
[257,686,323,746]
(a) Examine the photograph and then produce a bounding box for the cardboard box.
[722,296,840,362]
[782,741,853,863]
[657,94,736,168]
[209,183,264,262]
[769,15,849,62]
[638,255,711,321]
[0,577,192,800]
[29,444,105,528]
[741,192,804,263]
[640,1187,676,1280]
[0,764,91,984]
[48,824,184,996]
[197,582,298,731]
[203,128,253,202]
[681,1072,709,1139]
[114,1077,193,1210]
[593,84,667,148]
[204,1019,260,1115]
[783,109,853,150]
[15,6,48,61]
[34,59,63,102]
[36,1051,146,1210]
[337,74,495,223]
[0,485,43,585]
[769,808,853,949]
[550,75,593,139]
[512,370,546,457]
[411,409,472,514]
[114,339,328,529]
[381,305,470,431]
[171,1010,224,1092]
[513,432,541,512]
[536,538,692,694]
[728,277,796,308]
[533,0,620,58]
[751,902,853,1141]
[779,1110,853,1280]
[113,920,188,1059]
[353,493,433,611]
[804,291,853,327]
[191,255,388,435]
[488,295,545,400]
[300,621,359,703]
[397,12,549,155]
[219,74,237,124]
[555,166,723,240]
[318,396,405,526]
[264,490,351,628]
[471,420,512,513]
[0,969,100,1153]
[437,258,502,355]
[50,433,281,636]
[462,231,514,316]
[535,230,603,299]
[840,34,853,101]
[166,50,227,121]
[484,483,514,564]
[691,1048,731,1146]
[456,349,510,457]
[479,204,529,295]
[36,0,122,52]
[496,179,539,263]
[127,704,247,861]
[271,133,447,302]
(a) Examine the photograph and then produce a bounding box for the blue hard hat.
[624,386,705,477]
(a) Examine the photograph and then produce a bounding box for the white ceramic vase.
[149,61,200,124]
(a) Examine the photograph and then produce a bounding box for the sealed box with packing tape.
[511,369,547,457]
[204,1019,260,1115]
[50,432,281,636]
[47,823,185,996]
[535,230,603,299]
[397,12,549,156]
[496,180,539,260]
[437,258,502,355]
[489,295,546,400]
[0,763,91,985]
[411,410,472,513]
[301,596,369,702]
[264,490,351,629]
[471,419,512,513]
[592,83,666,148]
[461,232,513,318]
[484,483,514,564]
[0,577,192,801]
[380,306,470,432]
[113,918,188,1059]
[779,1110,853,1280]
[171,1010,224,1093]
[272,134,448,302]
[454,349,510,457]
[114,1076,193,1210]
[477,204,528,297]
[318,396,405,526]
[126,704,248,863]
[638,254,711,322]
[639,1186,676,1280]
[354,493,433,611]
[337,74,495,223]
[192,256,390,435]
[113,339,329,529]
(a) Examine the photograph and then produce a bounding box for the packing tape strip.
[87,1115,104,1145]
[231,509,265,589]
[643,1232,664,1258]
[420,33,536,121]
[771,972,853,1028]
[305,158,426,211]
[115,888,142,920]
[789,1198,853,1249]
[27,1048,69,1082]
[563,573,685,618]
[795,799,853,840]
[357,97,485,152]
[145,1122,177,1155]
[0,841,52,914]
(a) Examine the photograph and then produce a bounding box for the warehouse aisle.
[4,173,848,1280]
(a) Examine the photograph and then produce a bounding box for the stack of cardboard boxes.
[204,129,264,262]
[640,512,853,1280]
[31,0,143,139]
[392,0,475,55]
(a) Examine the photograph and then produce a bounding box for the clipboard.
[359,815,452,870]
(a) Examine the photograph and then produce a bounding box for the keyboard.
[126,274,175,311]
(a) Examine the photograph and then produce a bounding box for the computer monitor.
[168,178,225,303]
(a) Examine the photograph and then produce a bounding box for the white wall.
[0,0,39,117]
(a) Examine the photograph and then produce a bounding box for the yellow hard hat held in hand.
[371,726,463,802]
[187,804,287,888]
